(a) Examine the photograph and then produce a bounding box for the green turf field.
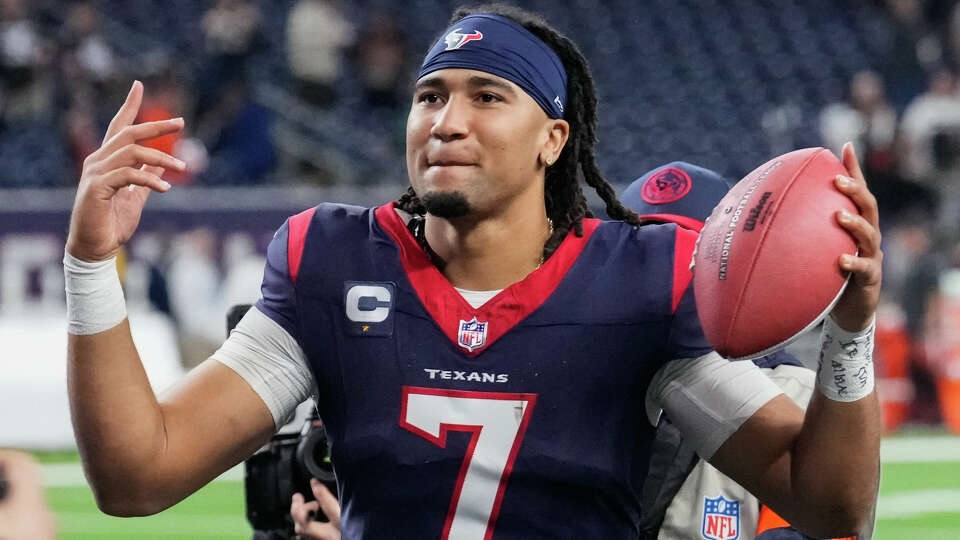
[30,433,960,539]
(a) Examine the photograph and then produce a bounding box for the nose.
[430,97,470,142]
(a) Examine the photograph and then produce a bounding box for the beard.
[420,191,472,219]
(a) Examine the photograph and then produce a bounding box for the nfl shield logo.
[457,317,488,352]
[702,495,740,540]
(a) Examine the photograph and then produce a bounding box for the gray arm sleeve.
[645,352,784,460]
[211,306,317,429]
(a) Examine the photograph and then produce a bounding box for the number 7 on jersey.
[400,387,538,540]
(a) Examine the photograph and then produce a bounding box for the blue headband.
[418,14,568,119]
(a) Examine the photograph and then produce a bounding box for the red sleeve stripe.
[287,206,317,285]
[672,226,698,313]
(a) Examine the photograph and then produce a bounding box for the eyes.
[415,91,503,105]
[417,92,442,104]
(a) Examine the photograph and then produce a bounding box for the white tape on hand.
[64,251,127,335]
[817,314,876,402]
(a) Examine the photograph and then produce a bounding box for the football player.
[64,5,882,539]
[623,162,870,540]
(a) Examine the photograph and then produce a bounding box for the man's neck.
[424,209,551,290]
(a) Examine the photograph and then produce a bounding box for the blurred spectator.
[60,1,116,85]
[286,0,354,107]
[221,231,266,311]
[195,0,264,122]
[819,69,930,223]
[167,228,223,368]
[900,68,960,227]
[884,221,941,339]
[0,450,56,539]
[355,13,408,111]
[129,233,173,317]
[63,87,100,176]
[196,78,274,184]
[881,0,937,110]
[57,1,129,182]
[901,68,960,180]
[819,70,897,166]
[193,0,274,185]
[0,0,54,124]
[202,0,263,66]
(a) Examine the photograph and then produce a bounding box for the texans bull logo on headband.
[444,28,484,50]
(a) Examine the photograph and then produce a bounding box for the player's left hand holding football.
[829,142,882,332]
[290,478,341,540]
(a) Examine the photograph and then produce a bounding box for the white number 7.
[400,386,538,540]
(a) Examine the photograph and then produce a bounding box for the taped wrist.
[64,251,127,335]
[817,314,876,402]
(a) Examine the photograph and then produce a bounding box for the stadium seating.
[8,0,892,188]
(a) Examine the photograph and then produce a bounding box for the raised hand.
[830,142,883,332]
[66,81,186,262]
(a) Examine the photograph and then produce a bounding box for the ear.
[539,119,570,168]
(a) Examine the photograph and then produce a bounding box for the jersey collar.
[374,203,600,357]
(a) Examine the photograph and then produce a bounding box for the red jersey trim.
[287,206,317,285]
[672,226,698,314]
[374,203,600,356]
[637,213,704,233]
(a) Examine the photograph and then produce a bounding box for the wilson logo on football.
[444,28,483,50]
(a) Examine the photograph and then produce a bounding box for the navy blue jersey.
[256,202,713,539]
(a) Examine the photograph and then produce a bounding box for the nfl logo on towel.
[457,317,488,352]
[702,495,739,540]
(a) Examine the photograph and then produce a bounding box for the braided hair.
[396,3,640,261]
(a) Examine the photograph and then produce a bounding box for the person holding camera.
[289,478,340,540]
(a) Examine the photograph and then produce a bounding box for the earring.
[545,156,553,166]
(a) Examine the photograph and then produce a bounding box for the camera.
[226,305,338,540]
[245,408,337,539]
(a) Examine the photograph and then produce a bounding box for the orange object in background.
[136,78,192,185]
[922,269,960,435]
[138,103,188,184]
[939,376,960,434]
[874,303,913,433]
[756,505,856,539]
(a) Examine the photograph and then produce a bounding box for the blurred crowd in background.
[3,0,960,435]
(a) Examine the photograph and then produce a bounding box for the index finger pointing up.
[103,81,144,145]
[841,142,864,183]
[840,142,880,227]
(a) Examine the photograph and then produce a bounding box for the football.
[692,147,858,359]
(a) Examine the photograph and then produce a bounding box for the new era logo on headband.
[444,28,483,50]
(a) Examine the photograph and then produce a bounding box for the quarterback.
[65,5,881,539]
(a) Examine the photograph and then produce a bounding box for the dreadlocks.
[395,3,640,261]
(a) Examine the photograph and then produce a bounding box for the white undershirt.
[215,292,783,460]
[453,287,502,309]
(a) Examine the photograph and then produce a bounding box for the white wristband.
[64,251,127,335]
[817,314,876,402]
